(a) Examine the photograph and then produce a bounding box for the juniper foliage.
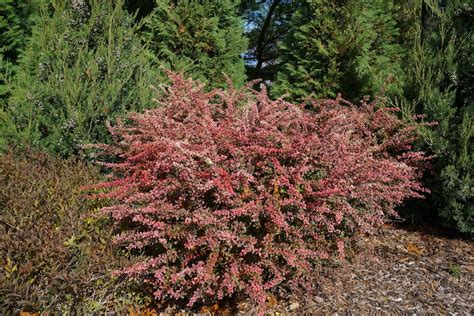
[399,0,473,234]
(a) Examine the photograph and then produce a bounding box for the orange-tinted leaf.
[143,307,158,316]
[406,242,423,255]
[127,306,141,316]
[267,294,278,307]
[20,312,39,316]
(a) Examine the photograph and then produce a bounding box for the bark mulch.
[254,224,473,315]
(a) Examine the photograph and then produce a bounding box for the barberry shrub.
[87,73,428,310]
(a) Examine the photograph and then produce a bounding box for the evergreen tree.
[271,0,406,102]
[399,0,473,234]
[2,0,155,157]
[0,0,41,107]
[143,0,247,88]
[348,0,406,99]
[270,0,350,100]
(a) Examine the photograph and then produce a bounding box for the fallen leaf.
[201,303,219,313]
[406,242,423,255]
[267,294,278,307]
[127,306,140,316]
[218,307,231,316]
[143,308,158,316]
[289,302,300,311]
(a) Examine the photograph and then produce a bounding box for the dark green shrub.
[398,0,473,234]
[0,0,42,107]
[271,0,405,102]
[143,0,247,88]
[0,148,141,314]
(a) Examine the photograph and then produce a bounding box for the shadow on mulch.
[393,220,473,241]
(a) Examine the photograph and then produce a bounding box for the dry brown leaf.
[127,306,158,316]
[406,242,423,256]
[267,293,278,307]
[242,185,252,198]
[142,308,158,316]
[127,306,140,316]
[201,303,219,314]
[217,307,232,316]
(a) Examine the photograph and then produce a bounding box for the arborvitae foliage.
[143,0,247,88]
[0,0,41,106]
[399,0,473,234]
[86,72,428,311]
[2,0,155,157]
[271,0,350,100]
[271,0,405,102]
[347,0,406,99]
[240,0,294,82]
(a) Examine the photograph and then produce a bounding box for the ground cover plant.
[86,72,429,312]
[0,148,142,314]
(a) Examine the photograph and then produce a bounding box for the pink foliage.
[86,72,428,309]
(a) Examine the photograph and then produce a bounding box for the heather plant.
[87,72,428,311]
[2,0,155,157]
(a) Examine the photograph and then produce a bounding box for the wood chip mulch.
[257,224,473,315]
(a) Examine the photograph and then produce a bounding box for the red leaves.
[214,167,235,195]
[87,72,428,311]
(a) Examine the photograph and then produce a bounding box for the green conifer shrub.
[399,0,473,234]
[143,0,247,88]
[0,0,41,106]
[2,0,155,157]
[348,0,406,99]
[271,0,406,102]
